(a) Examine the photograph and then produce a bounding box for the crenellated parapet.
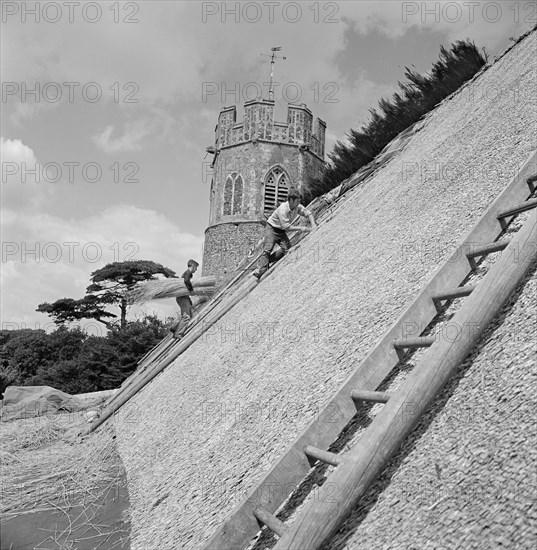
[215,100,326,159]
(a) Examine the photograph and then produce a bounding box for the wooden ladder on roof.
[201,151,537,550]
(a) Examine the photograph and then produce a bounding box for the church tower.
[202,98,326,281]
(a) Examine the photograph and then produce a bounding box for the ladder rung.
[393,336,435,350]
[467,239,510,260]
[253,507,287,537]
[431,284,476,307]
[304,445,342,466]
[350,390,390,404]
[497,198,537,227]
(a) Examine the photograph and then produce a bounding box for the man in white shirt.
[253,187,317,279]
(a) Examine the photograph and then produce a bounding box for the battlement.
[215,100,326,159]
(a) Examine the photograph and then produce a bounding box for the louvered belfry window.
[223,173,243,215]
[264,167,288,216]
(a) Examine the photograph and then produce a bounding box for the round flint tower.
[202,98,326,281]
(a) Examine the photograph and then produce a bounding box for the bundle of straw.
[128,276,217,305]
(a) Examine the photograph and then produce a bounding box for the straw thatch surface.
[115,29,537,550]
[0,411,130,548]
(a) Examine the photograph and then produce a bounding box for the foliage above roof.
[305,39,487,203]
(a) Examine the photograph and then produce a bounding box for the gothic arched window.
[233,175,243,215]
[264,166,289,216]
[223,176,233,215]
[223,173,243,216]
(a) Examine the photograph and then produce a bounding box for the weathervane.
[261,47,286,101]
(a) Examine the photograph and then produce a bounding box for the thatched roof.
[114,29,537,549]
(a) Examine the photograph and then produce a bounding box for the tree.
[305,39,487,199]
[0,326,87,384]
[2,329,54,378]
[37,260,176,330]
[21,317,169,393]
[36,296,117,328]
[86,260,176,329]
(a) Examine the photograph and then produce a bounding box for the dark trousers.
[173,296,193,337]
[258,224,291,275]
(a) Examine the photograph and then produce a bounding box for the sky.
[1,0,534,332]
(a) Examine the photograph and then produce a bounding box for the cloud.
[92,103,179,153]
[1,3,203,106]
[93,121,152,153]
[8,101,50,126]
[1,136,37,166]
[1,204,203,328]
[338,1,531,48]
[0,136,54,210]
[2,0,533,333]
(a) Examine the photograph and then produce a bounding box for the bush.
[0,317,168,394]
[304,39,487,203]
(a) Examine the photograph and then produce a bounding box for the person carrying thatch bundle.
[170,259,199,339]
[253,187,317,279]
